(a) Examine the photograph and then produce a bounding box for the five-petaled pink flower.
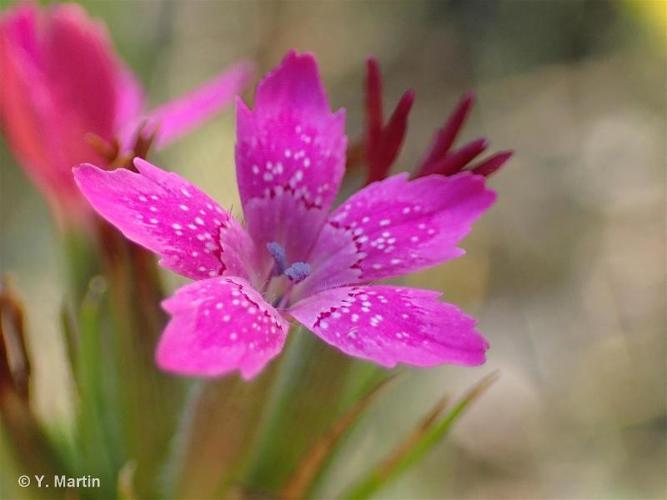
[0,3,253,223]
[74,52,496,380]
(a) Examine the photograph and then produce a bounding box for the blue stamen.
[284,262,311,284]
[266,241,287,273]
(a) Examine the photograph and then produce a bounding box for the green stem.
[159,380,205,498]
[242,329,319,490]
[61,229,98,307]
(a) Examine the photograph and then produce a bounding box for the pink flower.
[0,3,253,223]
[361,57,513,184]
[74,52,495,380]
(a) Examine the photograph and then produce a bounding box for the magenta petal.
[140,61,254,149]
[74,159,256,281]
[253,50,329,117]
[290,285,489,368]
[307,172,495,285]
[44,4,121,146]
[0,4,131,218]
[291,221,362,300]
[158,277,288,379]
[0,7,64,203]
[114,67,144,134]
[235,51,347,263]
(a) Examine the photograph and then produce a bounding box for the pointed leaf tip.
[342,372,499,499]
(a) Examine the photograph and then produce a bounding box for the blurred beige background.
[1,1,665,498]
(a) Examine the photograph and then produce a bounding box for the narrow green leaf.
[281,375,397,499]
[75,276,123,498]
[241,328,358,495]
[343,371,500,499]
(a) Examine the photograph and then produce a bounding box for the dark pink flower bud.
[363,57,414,184]
[0,3,253,226]
[418,91,475,173]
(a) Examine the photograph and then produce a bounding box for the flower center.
[263,242,312,307]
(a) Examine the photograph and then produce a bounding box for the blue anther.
[266,242,287,273]
[284,262,311,284]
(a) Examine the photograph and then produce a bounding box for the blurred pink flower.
[0,3,253,224]
[361,57,513,184]
[74,52,494,379]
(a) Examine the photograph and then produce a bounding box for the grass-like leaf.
[281,374,397,499]
[343,371,500,499]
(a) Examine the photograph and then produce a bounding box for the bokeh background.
[1,0,665,498]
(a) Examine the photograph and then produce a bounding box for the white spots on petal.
[195,217,205,226]
[179,204,189,211]
[149,218,159,224]
[379,219,391,227]
[180,188,191,198]
[138,195,147,202]
[172,223,182,230]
